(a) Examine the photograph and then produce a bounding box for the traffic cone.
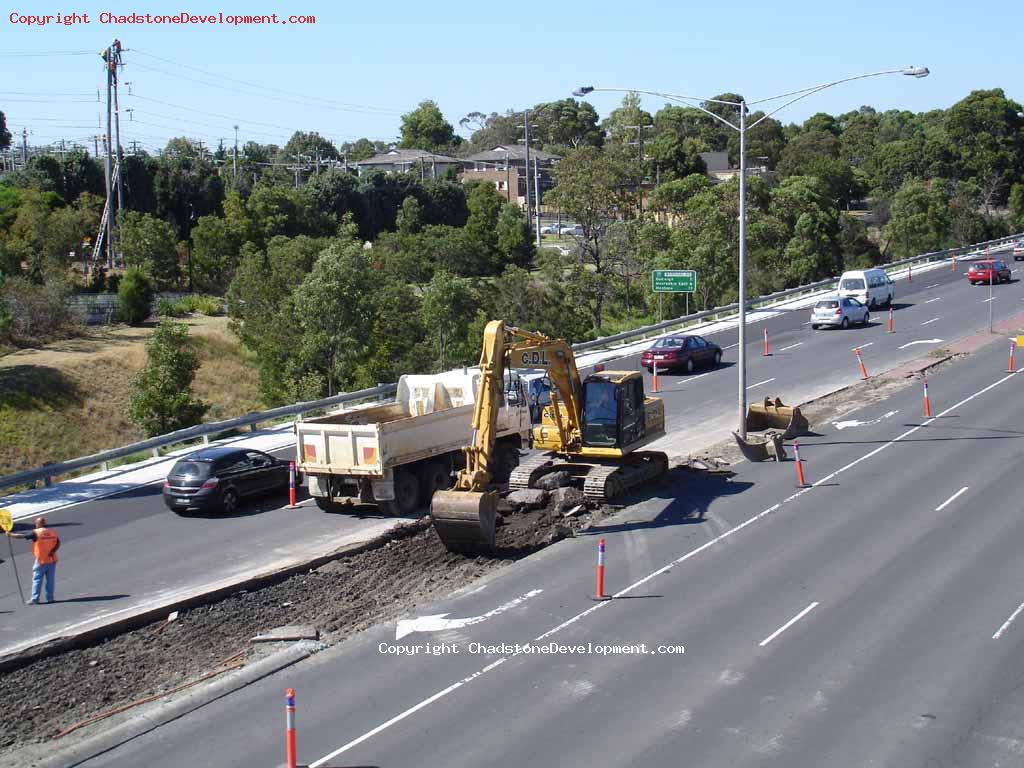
[923,378,932,418]
[887,306,894,334]
[595,538,609,600]
[652,362,659,392]
[763,327,770,356]
[285,689,297,768]
[855,347,869,380]
[1008,340,1016,373]
[793,440,808,488]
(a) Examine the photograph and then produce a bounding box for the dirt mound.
[0,496,615,755]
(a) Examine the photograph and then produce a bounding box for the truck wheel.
[379,470,419,517]
[489,442,521,483]
[417,461,452,502]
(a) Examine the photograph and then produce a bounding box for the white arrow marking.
[898,339,944,349]
[833,410,898,431]
[921,318,940,326]
[396,589,543,640]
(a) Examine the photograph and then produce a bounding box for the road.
[1,245,1019,658]
[90,311,1024,768]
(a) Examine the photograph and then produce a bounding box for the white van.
[837,268,894,308]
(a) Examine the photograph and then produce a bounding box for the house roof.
[355,148,460,166]
[463,145,561,163]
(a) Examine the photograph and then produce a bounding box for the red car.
[967,259,1011,285]
[640,335,723,374]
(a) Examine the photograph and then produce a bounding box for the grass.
[0,316,262,479]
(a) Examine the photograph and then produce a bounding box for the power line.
[132,49,404,115]
[0,49,93,57]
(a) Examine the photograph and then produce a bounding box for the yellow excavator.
[431,320,669,554]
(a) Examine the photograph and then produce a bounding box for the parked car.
[810,295,870,329]
[640,335,722,374]
[162,446,289,514]
[559,224,583,236]
[1013,241,1024,261]
[539,224,559,235]
[837,268,893,308]
[967,259,1011,285]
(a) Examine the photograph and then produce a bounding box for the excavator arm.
[432,320,586,552]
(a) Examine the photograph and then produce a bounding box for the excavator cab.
[581,374,647,449]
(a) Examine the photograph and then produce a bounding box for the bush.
[118,268,153,325]
[1,276,81,343]
[154,294,223,318]
[155,298,184,318]
[128,318,207,436]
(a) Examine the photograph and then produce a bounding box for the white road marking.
[983,297,996,303]
[924,297,941,304]
[898,339,944,349]
[311,369,1021,765]
[852,342,874,351]
[747,378,776,390]
[672,370,716,387]
[994,600,1024,640]
[779,342,803,352]
[395,589,543,639]
[759,602,819,647]
[832,410,898,431]
[802,321,813,326]
[724,342,740,350]
[934,486,969,512]
[926,283,941,289]
[921,318,940,326]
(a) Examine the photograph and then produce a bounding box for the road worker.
[6,516,60,604]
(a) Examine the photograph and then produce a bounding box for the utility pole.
[233,125,239,184]
[533,156,541,250]
[100,41,119,269]
[523,110,532,235]
[111,40,125,232]
[625,124,654,217]
[294,154,301,188]
[94,135,100,158]
[21,128,28,167]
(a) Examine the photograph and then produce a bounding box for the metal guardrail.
[4,232,1020,492]
[0,383,397,492]
[573,232,1023,354]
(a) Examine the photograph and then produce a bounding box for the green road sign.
[652,269,696,293]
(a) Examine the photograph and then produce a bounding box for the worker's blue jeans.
[31,562,56,603]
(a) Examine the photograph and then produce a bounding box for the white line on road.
[852,342,874,351]
[983,297,997,303]
[898,339,944,349]
[921,318,940,326]
[779,342,804,352]
[926,283,941,289]
[669,370,716,388]
[935,486,969,512]
[747,378,776,390]
[924,297,941,304]
[994,600,1024,640]
[310,369,1021,765]
[759,602,819,647]
[724,342,740,349]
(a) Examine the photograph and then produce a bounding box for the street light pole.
[573,66,929,440]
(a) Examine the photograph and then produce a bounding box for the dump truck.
[296,368,532,516]
[431,321,669,553]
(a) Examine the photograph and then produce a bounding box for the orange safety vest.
[32,528,59,565]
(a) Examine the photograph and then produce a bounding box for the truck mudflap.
[430,490,497,554]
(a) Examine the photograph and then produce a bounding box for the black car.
[162,446,289,514]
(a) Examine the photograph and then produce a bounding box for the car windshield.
[815,300,840,309]
[652,338,685,349]
[840,278,865,290]
[170,460,212,478]
[973,262,993,269]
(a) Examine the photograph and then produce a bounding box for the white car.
[539,224,558,235]
[810,296,870,330]
[1013,241,1024,261]
[559,224,583,236]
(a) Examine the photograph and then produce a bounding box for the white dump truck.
[296,368,532,515]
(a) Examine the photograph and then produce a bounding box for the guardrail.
[0,383,397,492]
[574,232,1023,354]
[4,232,1020,493]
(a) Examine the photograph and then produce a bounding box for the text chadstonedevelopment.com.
[8,11,317,26]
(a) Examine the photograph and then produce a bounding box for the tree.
[648,174,712,216]
[397,195,423,235]
[464,182,503,270]
[421,270,477,370]
[118,210,181,289]
[495,203,533,268]
[342,138,379,161]
[399,100,459,151]
[128,318,207,436]
[190,213,243,293]
[777,131,840,177]
[531,99,603,150]
[647,132,706,182]
[945,89,1024,208]
[282,131,338,161]
[118,268,153,325]
[462,111,521,150]
[0,110,10,150]
[883,178,951,258]
[153,138,225,238]
[547,147,631,329]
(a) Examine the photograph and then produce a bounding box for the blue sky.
[1,0,1021,153]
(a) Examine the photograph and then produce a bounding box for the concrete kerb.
[0,518,431,674]
[29,640,320,768]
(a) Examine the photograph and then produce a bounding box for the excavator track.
[508,452,557,491]
[581,451,669,503]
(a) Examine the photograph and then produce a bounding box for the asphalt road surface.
[89,303,1024,767]
[1,245,1019,657]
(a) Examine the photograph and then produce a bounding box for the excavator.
[431,320,669,554]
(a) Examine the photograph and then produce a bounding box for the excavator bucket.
[744,397,810,439]
[732,430,786,462]
[430,490,498,554]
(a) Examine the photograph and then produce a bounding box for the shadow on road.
[52,594,129,604]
